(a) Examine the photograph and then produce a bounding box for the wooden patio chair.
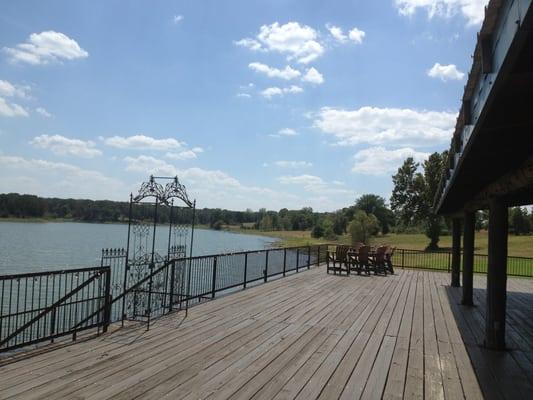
[372,246,388,275]
[357,245,372,275]
[327,245,350,275]
[348,242,365,274]
[385,246,395,274]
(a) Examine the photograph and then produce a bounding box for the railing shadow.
[444,284,533,399]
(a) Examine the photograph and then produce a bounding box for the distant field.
[226,226,533,258]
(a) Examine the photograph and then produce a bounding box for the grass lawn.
[225,226,533,258]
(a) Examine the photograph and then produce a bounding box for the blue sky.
[0,0,488,211]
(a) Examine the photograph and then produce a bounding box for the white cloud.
[234,38,263,51]
[0,156,122,200]
[248,62,301,80]
[352,147,430,175]
[326,24,347,42]
[4,31,88,65]
[273,160,313,168]
[0,97,28,117]
[394,0,489,26]
[36,107,52,117]
[165,147,203,160]
[348,27,366,44]
[236,93,251,98]
[103,134,184,151]
[302,67,324,84]
[278,128,298,136]
[427,62,465,81]
[30,134,102,158]
[278,174,354,198]
[260,85,303,99]
[124,155,177,176]
[173,15,184,24]
[0,79,30,98]
[236,22,324,64]
[313,106,457,147]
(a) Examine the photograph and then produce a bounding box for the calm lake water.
[0,221,277,275]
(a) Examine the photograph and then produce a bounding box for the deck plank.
[3,265,533,400]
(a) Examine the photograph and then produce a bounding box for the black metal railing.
[0,266,111,353]
[350,247,533,277]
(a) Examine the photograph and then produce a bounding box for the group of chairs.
[326,243,395,276]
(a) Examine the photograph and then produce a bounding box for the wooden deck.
[1,266,533,399]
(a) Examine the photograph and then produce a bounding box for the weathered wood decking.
[0,266,532,399]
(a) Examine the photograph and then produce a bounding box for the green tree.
[390,158,422,227]
[355,194,394,234]
[421,152,447,250]
[348,210,379,244]
[510,207,530,235]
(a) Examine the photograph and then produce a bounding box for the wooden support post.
[451,218,462,287]
[462,211,475,306]
[485,199,508,350]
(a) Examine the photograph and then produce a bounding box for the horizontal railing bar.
[0,266,109,280]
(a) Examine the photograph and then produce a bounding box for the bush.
[311,225,324,238]
[211,220,224,230]
[348,210,379,244]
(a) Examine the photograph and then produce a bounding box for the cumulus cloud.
[352,147,430,175]
[248,62,301,80]
[427,62,465,81]
[348,27,366,44]
[273,160,313,168]
[103,134,185,151]
[0,97,28,117]
[313,106,457,147]
[394,0,489,25]
[302,67,324,84]
[260,85,303,99]
[236,22,324,64]
[0,155,122,200]
[326,24,348,42]
[278,174,354,198]
[0,79,30,98]
[165,147,204,160]
[30,134,102,158]
[236,93,251,98]
[268,128,299,138]
[3,31,88,65]
[173,15,184,24]
[36,107,52,117]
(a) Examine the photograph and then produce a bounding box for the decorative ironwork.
[162,176,193,207]
[133,175,164,203]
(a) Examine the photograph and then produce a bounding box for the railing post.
[296,249,300,273]
[283,248,287,277]
[103,268,112,333]
[307,246,311,269]
[50,308,56,343]
[401,249,405,269]
[211,256,218,299]
[317,246,320,266]
[447,251,452,272]
[243,253,248,289]
[169,260,175,312]
[264,250,269,283]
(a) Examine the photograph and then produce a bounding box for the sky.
[0,0,489,211]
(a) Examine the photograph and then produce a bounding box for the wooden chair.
[385,246,395,274]
[372,246,388,275]
[348,242,365,274]
[327,245,350,275]
[357,246,372,275]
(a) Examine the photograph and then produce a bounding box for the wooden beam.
[485,199,508,350]
[462,211,476,306]
[465,156,533,210]
[451,218,461,287]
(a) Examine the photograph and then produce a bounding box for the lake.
[0,221,277,275]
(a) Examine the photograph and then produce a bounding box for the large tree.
[390,157,424,227]
[390,152,448,249]
[355,194,394,234]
